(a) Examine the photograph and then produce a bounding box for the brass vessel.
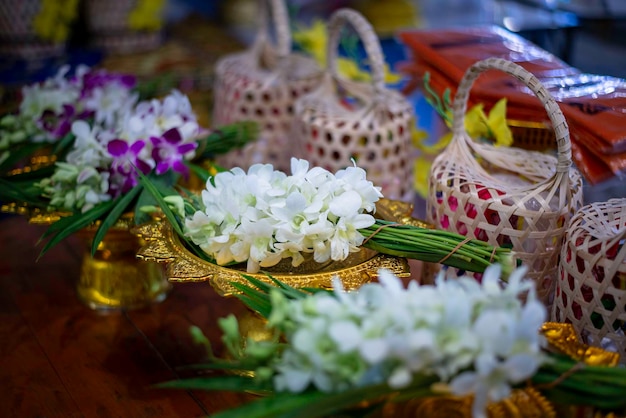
[2,203,171,310]
[74,217,170,310]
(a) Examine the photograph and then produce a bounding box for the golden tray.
[133,198,430,296]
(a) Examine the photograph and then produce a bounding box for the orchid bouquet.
[0,65,256,256]
[140,157,513,276]
[158,266,626,418]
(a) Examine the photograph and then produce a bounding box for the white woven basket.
[292,8,414,201]
[213,0,321,172]
[427,57,583,305]
[553,198,626,363]
[0,0,70,59]
[85,0,164,54]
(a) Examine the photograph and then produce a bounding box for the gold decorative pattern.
[375,198,434,229]
[540,322,620,367]
[380,387,555,418]
[0,201,135,230]
[134,220,411,296]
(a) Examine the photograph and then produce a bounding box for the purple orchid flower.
[107,138,152,193]
[81,70,136,98]
[38,104,75,139]
[108,138,152,175]
[150,128,197,176]
[107,169,139,196]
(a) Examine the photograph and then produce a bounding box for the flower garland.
[265,265,545,414]
[2,65,202,214]
[145,157,513,276]
[183,158,381,273]
[0,66,257,256]
[157,266,626,418]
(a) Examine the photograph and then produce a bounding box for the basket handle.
[452,57,572,173]
[326,9,386,97]
[256,0,291,60]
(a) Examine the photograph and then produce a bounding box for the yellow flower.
[410,123,438,198]
[411,99,512,196]
[127,0,166,32]
[486,98,513,147]
[382,63,403,84]
[410,123,429,148]
[293,19,402,84]
[413,156,432,198]
[32,0,79,43]
[463,98,513,147]
[293,20,327,65]
[412,128,449,155]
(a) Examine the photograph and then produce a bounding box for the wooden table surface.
[0,215,257,418]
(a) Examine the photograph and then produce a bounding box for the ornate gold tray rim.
[1,201,137,231]
[134,220,411,297]
[132,198,428,297]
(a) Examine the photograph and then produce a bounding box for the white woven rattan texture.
[0,0,66,58]
[553,198,626,363]
[212,0,321,172]
[427,58,583,305]
[213,52,320,172]
[84,0,163,54]
[292,9,414,201]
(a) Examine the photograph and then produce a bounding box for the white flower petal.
[359,339,389,364]
[329,190,362,217]
[388,367,412,388]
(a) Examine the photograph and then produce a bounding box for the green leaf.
[209,392,333,418]
[194,121,259,158]
[37,199,118,259]
[51,132,75,155]
[231,283,272,318]
[90,184,142,257]
[133,186,158,225]
[268,276,310,300]
[1,164,55,181]
[0,142,48,173]
[533,357,626,410]
[186,162,211,185]
[209,376,438,418]
[239,274,276,295]
[134,169,212,262]
[0,177,48,208]
[156,375,271,394]
[179,360,264,372]
[135,168,185,237]
[132,173,181,224]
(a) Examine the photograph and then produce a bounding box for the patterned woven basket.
[85,0,165,55]
[553,198,626,363]
[427,57,583,305]
[292,9,414,201]
[0,0,73,59]
[213,0,321,172]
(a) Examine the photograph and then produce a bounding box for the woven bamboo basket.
[0,0,74,59]
[213,0,321,172]
[84,0,164,54]
[292,9,414,202]
[426,57,583,305]
[552,198,626,363]
[508,119,556,152]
